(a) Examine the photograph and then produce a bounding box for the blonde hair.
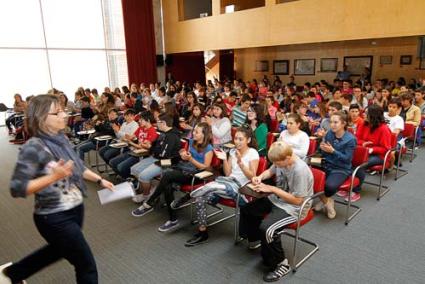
[268,141,293,162]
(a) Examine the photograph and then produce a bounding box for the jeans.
[6,204,98,284]
[355,155,384,190]
[109,152,139,179]
[99,145,121,164]
[130,156,161,182]
[147,168,193,221]
[324,170,350,197]
[239,198,296,269]
[77,141,96,160]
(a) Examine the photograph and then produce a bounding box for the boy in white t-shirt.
[384,98,404,136]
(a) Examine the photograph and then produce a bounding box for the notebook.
[97,182,134,205]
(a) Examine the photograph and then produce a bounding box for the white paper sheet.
[97,182,135,205]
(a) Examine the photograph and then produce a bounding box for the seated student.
[238,141,313,282]
[76,108,120,160]
[73,96,95,134]
[314,112,356,218]
[132,122,213,232]
[352,85,368,109]
[347,104,364,134]
[204,103,232,146]
[340,93,353,113]
[384,98,404,137]
[130,113,181,205]
[278,113,309,160]
[414,89,425,143]
[293,103,311,135]
[98,109,139,164]
[400,92,421,127]
[355,104,392,191]
[316,101,343,137]
[180,103,204,139]
[265,95,278,120]
[231,94,252,127]
[223,92,237,115]
[176,126,259,246]
[246,104,268,155]
[109,111,159,179]
[308,101,326,133]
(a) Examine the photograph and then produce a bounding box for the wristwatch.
[96,178,103,185]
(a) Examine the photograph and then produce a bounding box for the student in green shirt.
[246,103,268,156]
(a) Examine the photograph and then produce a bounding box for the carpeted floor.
[0,130,424,284]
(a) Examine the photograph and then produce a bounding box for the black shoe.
[185,231,208,247]
[171,193,192,210]
[263,259,291,282]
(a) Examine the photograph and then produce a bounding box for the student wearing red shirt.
[354,104,392,200]
[109,111,158,179]
[347,104,364,134]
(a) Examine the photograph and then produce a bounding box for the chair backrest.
[351,146,369,167]
[256,156,268,175]
[0,103,8,112]
[231,127,238,140]
[266,132,276,149]
[402,123,416,140]
[310,167,325,194]
[270,119,279,132]
[180,139,189,150]
[210,152,222,168]
[307,138,318,156]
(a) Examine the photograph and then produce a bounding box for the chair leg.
[281,231,319,272]
[334,199,361,225]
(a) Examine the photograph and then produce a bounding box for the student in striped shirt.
[231,94,252,127]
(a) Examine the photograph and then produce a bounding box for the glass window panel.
[102,0,126,49]
[0,49,51,108]
[41,0,105,48]
[48,50,109,98]
[106,50,128,90]
[0,0,45,47]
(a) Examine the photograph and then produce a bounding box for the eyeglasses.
[48,111,65,116]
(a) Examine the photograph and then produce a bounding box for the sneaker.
[324,198,336,219]
[158,220,179,232]
[263,259,291,282]
[185,231,209,247]
[369,171,377,176]
[132,194,147,204]
[313,201,324,212]
[170,193,192,210]
[344,192,361,203]
[131,203,153,217]
[336,190,349,198]
[0,262,12,284]
[248,240,261,250]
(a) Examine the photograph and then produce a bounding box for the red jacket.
[356,122,392,160]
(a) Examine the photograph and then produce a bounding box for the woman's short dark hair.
[235,125,258,150]
[349,103,360,111]
[193,122,213,152]
[27,95,59,137]
[212,103,227,118]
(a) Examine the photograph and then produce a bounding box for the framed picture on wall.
[255,60,269,72]
[400,55,412,65]
[294,59,315,75]
[273,60,289,75]
[420,58,425,70]
[343,56,373,76]
[379,55,393,65]
[320,58,338,72]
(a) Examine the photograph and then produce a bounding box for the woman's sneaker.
[345,192,361,202]
[263,259,291,282]
[185,231,209,247]
[170,193,192,210]
[324,198,336,219]
[0,262,12,284]
[131,203,153,217]
[158,220,179,232]
[313,201,324,212]
[336,190,349,198]
[248,240,261,250]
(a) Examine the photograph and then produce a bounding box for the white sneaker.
[0,262,13,284]
[325,198,336,219]
[313,201,324,212]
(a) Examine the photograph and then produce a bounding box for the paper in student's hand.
[97,182,134,205]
